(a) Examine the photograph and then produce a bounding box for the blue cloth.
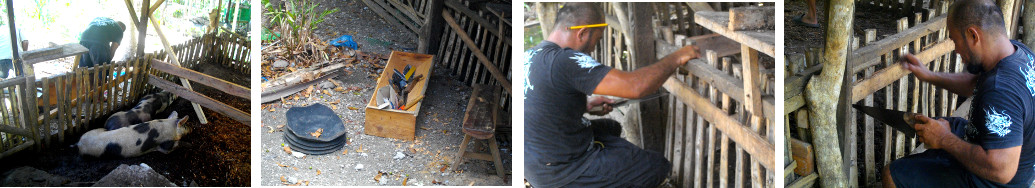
[329,35,357,49]
[890,40,1035,187]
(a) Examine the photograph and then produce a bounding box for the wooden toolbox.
[364,51,433,140]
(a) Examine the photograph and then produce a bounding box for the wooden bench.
[452,84,505,180]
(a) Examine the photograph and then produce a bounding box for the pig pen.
[0,32,251,186]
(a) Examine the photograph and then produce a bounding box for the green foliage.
[264,0,338,52]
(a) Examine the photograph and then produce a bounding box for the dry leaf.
[356,145,365,153]
[373,171,383,182]
[310,128,324,138]
[440,165,447,173]
[280,176,286,182]
[269,108,276,112]
[347,106,359,110]
[316,170,322,175]
[332,105,338,110]
[277,162,289,167]
[341,149,348,155]
[403,177,408,186]
[283,146,292,154]
[419,127,430,130]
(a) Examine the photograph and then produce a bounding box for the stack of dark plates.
[283,104,347,155]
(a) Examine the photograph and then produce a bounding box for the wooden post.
[999,0,1018,37]
[628,2,662,150]
[417,0,445,55]
[1023,0,1035,47]
[138,0,149,57]
[149,14,209,124]
[805,0,853,187]
[535,2,560,39]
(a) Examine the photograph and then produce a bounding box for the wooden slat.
[849,15,946,73]
[147,74,249,125]
[681,59,775,118]
[694,11,774,57]
[442,12,512,93]
[151,59,249,99]
[850,40,954,103]
[727,6,774,31]
[21,43,89,65]
[444,0,510,44]
[663,77,775,169]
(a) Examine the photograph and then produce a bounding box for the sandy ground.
[260,0,511,186]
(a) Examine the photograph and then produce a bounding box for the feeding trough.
[283,103,347,155]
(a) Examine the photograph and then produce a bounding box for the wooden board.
[694,11,774,57]
[151,59,249,99]
[364,51,433,141]
[728,6,775,31]
[147,74,250,125]
[21,43,88,65]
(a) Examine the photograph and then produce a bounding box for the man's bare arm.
[941,136,1021,184]
[594,46,698,98]
[921,72,978,96]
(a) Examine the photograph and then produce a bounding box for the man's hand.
[662,45,700,66]
[912,114,954,149]
[586,96,614,116]
[900,54,933,81]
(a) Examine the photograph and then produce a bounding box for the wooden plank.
[371,0,419,33]
[147,75,249,125]
[444,0,510,44]
[663,77,775,169]
[851,40,954,103]
[442,12,512,93]
[417,0,445,54]
[149,14,208,124]
[787,173,819,188]
[694,11,774,57]
[849,15,946,73]
[727,6,774,31]
[680,59,775,118]
[150,59,249,99]
[361,0,412,33]
[21,43,88,65]
[686,2,715,12]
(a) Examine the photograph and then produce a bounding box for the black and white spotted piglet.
[77,111,191,158]
[105,91,176,130]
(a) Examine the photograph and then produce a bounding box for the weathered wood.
[849,15,946,73]
[851,40,954,102]
[21,43,88,65]
[805,0,853,187]
[150,59,249,99]
[361,0,412,32]
[694,11,775,57]
[787,173,819,188]
[628,2,660,150]
[444,0,509,44]
[663,77,775,169]
[417,0,445,54]
[534,2,560,39]
[442,12,512,93]
[686,2,715,12]
[147,74,249,125]
[1023,0,1035,47]
[727,6,774,31]
[149,14,208,124]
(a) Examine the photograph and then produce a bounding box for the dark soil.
[784,0,916,55]
[0,61,251,187]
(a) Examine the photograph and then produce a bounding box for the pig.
[104,91,177,130]
[77,111,191,158]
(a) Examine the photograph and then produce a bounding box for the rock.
[354,164,364,171]
[319,81,336,89]
[0,166,71,186]
[393,152,405,160]
[361,153,368,157]
[287,177,298,184]
[93,164,177,187]
[292,152,306,158]
[273,59,289,68]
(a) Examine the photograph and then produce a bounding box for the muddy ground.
[260,0,511,186]
[0,61,251,186]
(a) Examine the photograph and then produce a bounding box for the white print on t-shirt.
[523,49,541,98]
[985,106,1013,137]
[1021,53,1035,96]
[569,52,601,71]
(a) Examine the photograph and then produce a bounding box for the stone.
[93,163,177,187]
[273,59,289,68]
[0,166,71,186]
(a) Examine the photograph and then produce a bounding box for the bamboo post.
[1024,0,1035,47]
[417,0,445,55]
[534,2,560,39]
[628,2,660,148]
[805,0,853,187]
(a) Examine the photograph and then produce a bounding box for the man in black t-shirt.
[884,0,1035,187]
[79,17,125,68]
[523,2,699,187]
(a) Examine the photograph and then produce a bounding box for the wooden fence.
[433,0,512,114]
[784,2,962,187]
[0,32,249,159]
[582,2,776,187]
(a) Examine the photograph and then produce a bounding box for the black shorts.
[889,117,1023,188]
[564,119,672,188]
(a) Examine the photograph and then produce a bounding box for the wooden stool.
[452,84,506,180]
